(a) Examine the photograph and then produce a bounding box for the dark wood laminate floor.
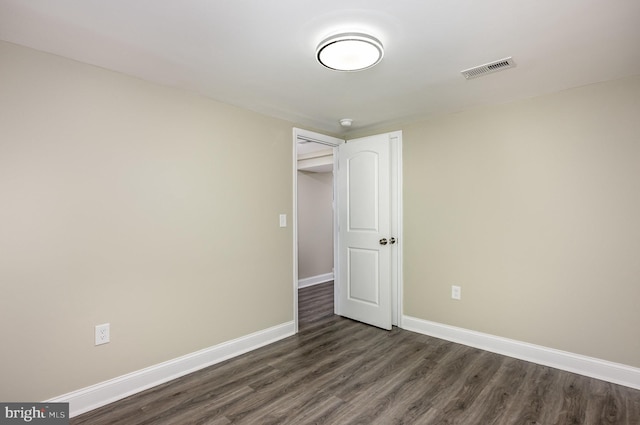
[72,282,640,424]
[298,281,335,330]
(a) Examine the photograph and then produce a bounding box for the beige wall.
[403,74,640,368]
[3,36,639,403]
[0,41,294,401]
[297,171,333,280]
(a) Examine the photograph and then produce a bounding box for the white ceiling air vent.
[461,57,515,79]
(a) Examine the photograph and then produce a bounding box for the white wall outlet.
[279,214,287,227]
[451,285,461,300]
[95,323,110,345]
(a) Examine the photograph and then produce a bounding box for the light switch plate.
[279,214,287,227]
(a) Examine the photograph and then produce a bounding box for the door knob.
[379,238,388,245]
[390,237,396,244]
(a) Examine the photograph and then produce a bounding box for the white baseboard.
[47,321,295,418]
[402,315,640,390]
[298,272,334,288]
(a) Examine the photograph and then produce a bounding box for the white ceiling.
[1,0,639,135]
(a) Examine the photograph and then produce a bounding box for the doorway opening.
[293,128,403,333]
[293,130,342,332]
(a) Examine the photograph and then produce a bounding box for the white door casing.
[337,133,394,330]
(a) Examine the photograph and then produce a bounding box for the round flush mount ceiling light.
[316,33,384,72]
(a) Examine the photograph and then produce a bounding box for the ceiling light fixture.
[316,33,384,72]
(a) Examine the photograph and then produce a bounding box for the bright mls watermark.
[0,403,68,424]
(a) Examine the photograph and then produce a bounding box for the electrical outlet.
[95,323,110,345]
[451,285,461,300]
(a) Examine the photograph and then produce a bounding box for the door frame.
[292,128,403,333]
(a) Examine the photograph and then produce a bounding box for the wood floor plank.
[424,351,510,424]
[504,364,565,425]
[350,338,455,424]
[324,343,437,423]
[627,386,640,425]
[429,351,505,422]
[554,372,590,425]
[585,379,627,425]
[457,356,531,425]
[298,282,334,329]
[280,395,345,425]
[71,282,640,425]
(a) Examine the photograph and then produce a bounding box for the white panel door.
[337,133,391,330]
